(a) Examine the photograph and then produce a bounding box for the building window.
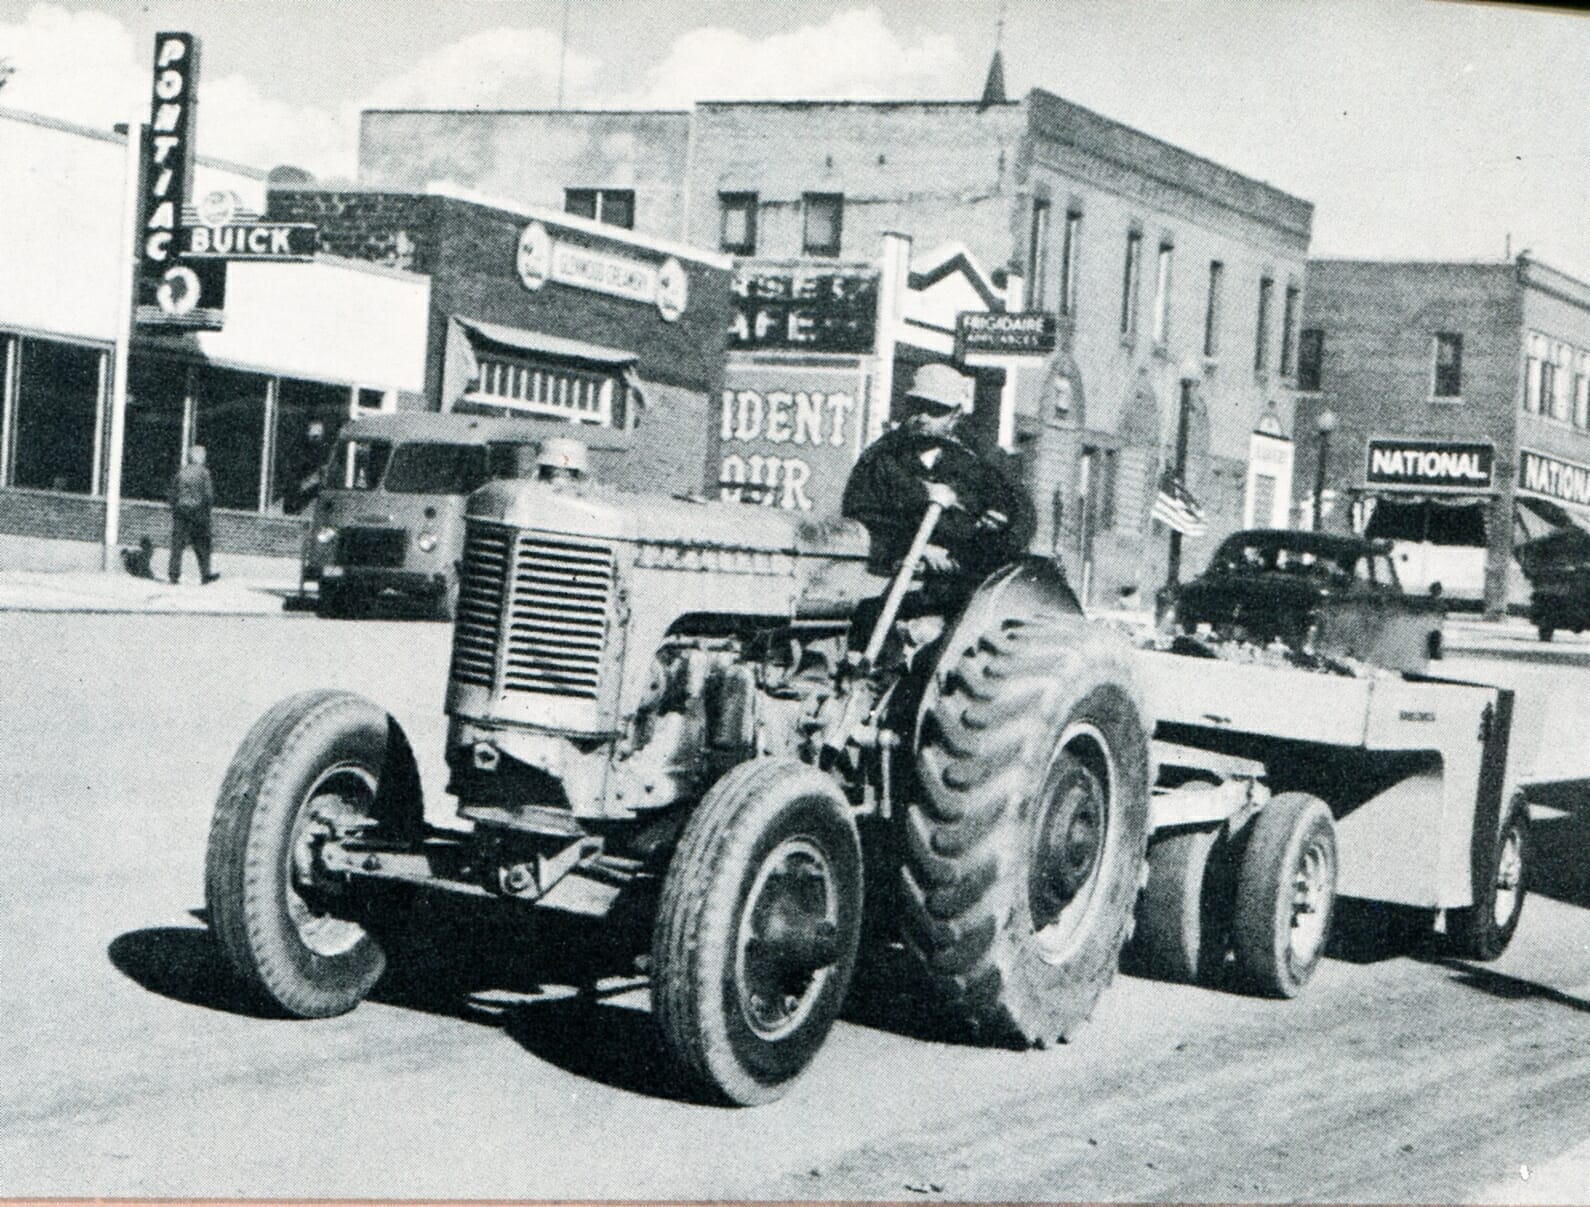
[8,337,102,494]
[802,193,843,257]
[1432,332,1463,399]
[1059,209,1082,317]
[1297,329,1324,391]
[1027,197,1051,309]
[1550,340,1573,421]
[121,356,189,503]
[1151,240,1174,347]
[1575,351,1590,430]
[1254,277,1274,372]
[1280,285,1301,376]
[272,378,352,515]
[1202,261,1224,358]
[719,192,757,255]
[471,354,617,425]
[1120,230,1142,338]
[194,366,270,511]
[564,188,635,230]
[1525,332,1547,413]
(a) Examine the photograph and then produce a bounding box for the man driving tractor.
[842,363,1035,635]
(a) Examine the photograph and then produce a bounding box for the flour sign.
[714,365,867,515]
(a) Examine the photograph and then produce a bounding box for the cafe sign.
[1365,439,1494,490]
[516,221,687,321]
[729,263,878,354]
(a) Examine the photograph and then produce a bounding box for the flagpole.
[102,118,144,570]
[1162,357,1204,595]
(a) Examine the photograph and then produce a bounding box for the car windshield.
[327,439,393,491]
[381,443,491,495]
[1217,540,1358,586]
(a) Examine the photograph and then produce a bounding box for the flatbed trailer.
[1122,647,1545,992]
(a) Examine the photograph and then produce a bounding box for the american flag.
[1152,471,1207,536]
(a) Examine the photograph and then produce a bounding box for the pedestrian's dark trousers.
[169,508,212,582]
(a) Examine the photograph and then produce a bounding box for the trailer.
[1123,644,1547,993]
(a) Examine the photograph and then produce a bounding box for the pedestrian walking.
[168,445,220,585]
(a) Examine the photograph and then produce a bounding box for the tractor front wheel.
[651,759,863,1106]
[204,690,424,1017]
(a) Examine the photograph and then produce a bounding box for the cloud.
[0,4,143,131]
[629,7,961,107]
[0,4,961,181]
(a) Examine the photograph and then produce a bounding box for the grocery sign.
[1365,439,1494,490]
[1518,448,1590,509]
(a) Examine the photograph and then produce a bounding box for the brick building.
[265,183,734,497]
[360,88,1314,605]
[1296,256,1590,615]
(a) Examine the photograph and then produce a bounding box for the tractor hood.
[467,479,869,560]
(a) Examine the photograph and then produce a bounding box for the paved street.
[1,608,1588,1201]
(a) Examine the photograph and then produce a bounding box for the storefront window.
[122,356,188,502]
[1575,353,1590,430]
[10,338,101,494]
[194,366,269,511]
[273,378,352,514]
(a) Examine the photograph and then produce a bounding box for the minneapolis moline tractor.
[204,447,1534,1104]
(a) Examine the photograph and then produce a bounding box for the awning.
[1517,494,1590,537]
[453,316,637,368]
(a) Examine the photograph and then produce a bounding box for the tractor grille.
[337,526,406,568]
[450,523,512,689]
[450,522,614,700]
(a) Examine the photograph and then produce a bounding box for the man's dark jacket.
[842,427,1035,579]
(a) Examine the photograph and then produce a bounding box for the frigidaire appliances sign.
[1365,439,1494,490]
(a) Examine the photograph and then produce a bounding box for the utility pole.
[102,120,144,569]
[556,0,571,110]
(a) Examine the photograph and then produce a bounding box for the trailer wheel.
[1231,793,1337,998]
[651,759,863,1106]
[1128,826,1234,985]
[905,615,1151,1046]
[204,690,424,1018]
[1447,795,1529,961]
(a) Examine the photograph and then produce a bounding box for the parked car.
[1172,528,1443,672]
[1517,527,1590,642]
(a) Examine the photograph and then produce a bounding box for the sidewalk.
[0,566,302,615]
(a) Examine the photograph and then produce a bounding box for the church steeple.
[979,1,1008,109]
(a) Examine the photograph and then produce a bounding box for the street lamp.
[1313,408,1338,531]
[1163,357,1204,592]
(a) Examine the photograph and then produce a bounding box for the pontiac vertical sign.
[136,32,223,329]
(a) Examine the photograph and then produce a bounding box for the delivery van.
[300,411,629,618]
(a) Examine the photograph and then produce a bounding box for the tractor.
[205,462,1152,1105]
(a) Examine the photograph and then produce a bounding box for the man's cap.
[905,363,975,414]
[537,436,588,476]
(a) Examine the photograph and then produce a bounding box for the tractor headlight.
[315,526,337,544]
[417,532,439,553]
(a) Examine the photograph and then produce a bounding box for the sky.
[1,0,1586,280]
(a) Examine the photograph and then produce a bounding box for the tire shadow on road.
[106,925,281,1018]
[1410,956,1590,1016]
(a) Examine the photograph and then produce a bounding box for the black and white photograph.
[1,0,1588,1201]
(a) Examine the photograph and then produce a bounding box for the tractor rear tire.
[204,690,424,1018]
[1128,825,1234,985]
[652,759,863,1106]
[905,614,1151,1047]
[1447,795,1529,961]
[1231,792,1337,998]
